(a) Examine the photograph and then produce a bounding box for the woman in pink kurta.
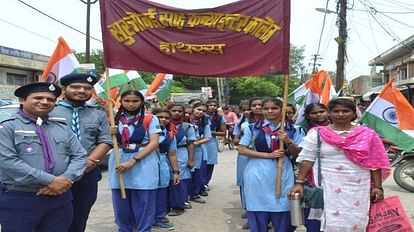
[289,98,391,232]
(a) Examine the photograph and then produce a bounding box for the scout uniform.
[168,120,196,215]
[49,73,113,232]
[189,116,212,202]
[239,119,303,232]
[0,83,87,232]
[233,116,251,209]
[154,127,177,227]
[204,113,226,189]
[108,111,161,231]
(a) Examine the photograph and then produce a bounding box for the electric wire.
[0,17,56,44]
[315,0,331,56]
[348,14,374,55]
[16,0,102,43]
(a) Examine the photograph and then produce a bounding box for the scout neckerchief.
[168,122,178,140]
[262,124,279,151]
[119,112,141,148]
[58,99,85,140]
[19,110,55,172]
[209,112,220,131]
[190,116,204,136]
[171,118,183,128]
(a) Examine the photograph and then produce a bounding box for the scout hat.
[14,82,61,98]
[60,73,97,86]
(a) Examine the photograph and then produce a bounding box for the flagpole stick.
[104,68,127,199]
[276,74,289,197]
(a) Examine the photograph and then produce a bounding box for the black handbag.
[303,129,324,209]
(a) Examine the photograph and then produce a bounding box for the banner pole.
[104,68,127,199]
[276,74,289,197]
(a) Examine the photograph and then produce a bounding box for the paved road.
[86,148,414,231]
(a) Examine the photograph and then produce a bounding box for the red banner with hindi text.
[100,0,290,77]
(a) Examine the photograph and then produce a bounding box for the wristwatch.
[172,170,180,175]
[132,156,141,163]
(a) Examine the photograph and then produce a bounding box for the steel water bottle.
[290,192,304,226]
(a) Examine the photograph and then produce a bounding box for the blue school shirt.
[235,119,251,186]
[193,122,212,169]
[158,128,177,188]
[239,119,303,212]
[205,115,226,165]
[175,123,196,180]
[109,113,162,190]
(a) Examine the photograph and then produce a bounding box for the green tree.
[74,49,105,76]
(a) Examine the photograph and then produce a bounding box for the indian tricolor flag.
[40,37,79,83]
[94,69,146,99]
[360,79,414,152]
[294,70,335,126]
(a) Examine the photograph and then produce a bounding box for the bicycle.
[225,124,235,150]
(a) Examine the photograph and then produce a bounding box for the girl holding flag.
[152,108,180,230]
[108,90,161,232]
[238,98,303,232]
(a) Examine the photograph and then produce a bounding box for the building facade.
[368,35,414,104]
[0,46,49,100]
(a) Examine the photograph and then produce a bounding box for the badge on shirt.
[25,147,34,153]
[156,125,161,129]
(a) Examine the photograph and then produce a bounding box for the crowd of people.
[0,72,392,232]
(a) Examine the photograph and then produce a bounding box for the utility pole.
[80,0,98,63]
[204,77,208,87]
[216,78,222,107]
[336,0,347,93]
[310,54,322,73]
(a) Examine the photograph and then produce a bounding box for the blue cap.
[60,73,97,86]
[14,82,61,98]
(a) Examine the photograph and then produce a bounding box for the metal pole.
[220,78,226,106]
[216,78,222,106]
[336,0,347,93]
[80,0,98,63]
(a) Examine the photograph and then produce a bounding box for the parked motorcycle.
[386,145,414,192]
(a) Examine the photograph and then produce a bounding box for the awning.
[362,84,408,101]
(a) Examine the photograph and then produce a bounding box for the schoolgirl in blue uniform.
[238,98,304,232]
[204,100,226,192]
[168,104,196,216]
[108,90,161,232]
[152,108,180,230]
[233,98,263,210]
[189,102,212,203]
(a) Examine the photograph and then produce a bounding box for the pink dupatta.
[317,125,391,180]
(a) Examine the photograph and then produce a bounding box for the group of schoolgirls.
[108,91,224,231]
[234,97,306,232]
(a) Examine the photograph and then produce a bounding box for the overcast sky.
[1,0,412,80]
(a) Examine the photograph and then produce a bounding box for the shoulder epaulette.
[0,116,17,124]
[48,117,68,125]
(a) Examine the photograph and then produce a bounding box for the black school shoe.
[200,190,208,196]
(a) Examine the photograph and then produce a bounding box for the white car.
[0,104,19,121]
